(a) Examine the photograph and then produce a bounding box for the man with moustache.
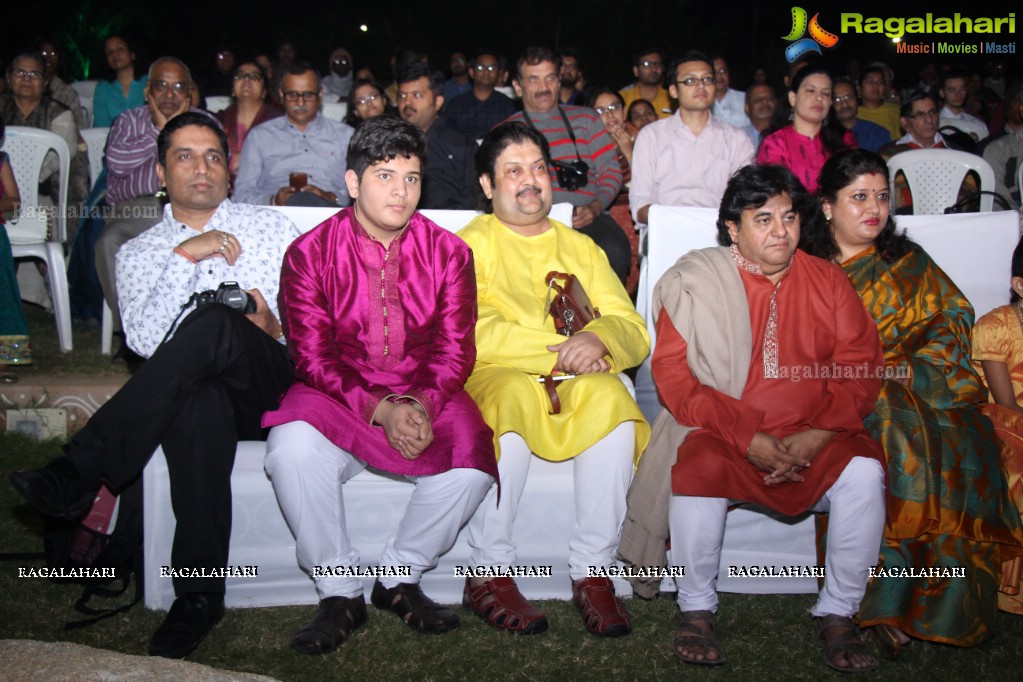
[895,93,946,149]
[12,112,299,660]
[630,50,755,224]
[741,83,778,150]
[629,163,885,671]
[558,49,584,105]
[502,46,632,284]
[233,60,353,207]
[831,77,891,153]
[396,62,477,209]
[97,56,205,335]
[710,56,750,129]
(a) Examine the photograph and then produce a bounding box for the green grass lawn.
[4,296,1022,679]
[2,432,1022,680]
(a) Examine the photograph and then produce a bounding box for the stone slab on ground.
[0,640,279,681]
[0,374,127,434]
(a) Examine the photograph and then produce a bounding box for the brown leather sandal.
[463,577,548,634]
[674,609,726,666]
[814,614,877,673]
[571,577,631,637]
[370,579,459,633]
[291,595,368,654]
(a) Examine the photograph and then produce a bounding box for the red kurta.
[654,250,885,515]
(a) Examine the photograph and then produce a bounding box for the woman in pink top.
[756,67,854,192]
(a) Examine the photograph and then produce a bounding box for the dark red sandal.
[571,577,631,637]
[463,577,548,634]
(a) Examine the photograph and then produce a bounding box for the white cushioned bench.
[143,201,926,609]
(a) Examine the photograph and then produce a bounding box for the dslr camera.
[196,281,256,314]
[551,159,589,191]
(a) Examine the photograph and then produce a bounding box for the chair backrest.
[80,127,110,187]
[641,205,720,340]
[71,80,98,100]
[320,102,348,123]
[267,202,575,241]
[887,148,996,214]
[205,96,232,114]
[895,211,1019,319]
[0,126,70,244]
[78,97,93,129]
[939,117,988,142]
[1018,158,1023,209]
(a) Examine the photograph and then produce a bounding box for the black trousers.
[69,304,294,595]
[577,213,632,285]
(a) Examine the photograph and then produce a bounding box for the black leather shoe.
[10,457,96,520]
[370,579,459,633]
[291,595,368,654]
[148,593,225,659]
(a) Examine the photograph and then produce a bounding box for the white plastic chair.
[1017,159,1023,210]
[204,96,232,114]
[78,96,93,129]
[939,117,988,142]
[1,127,73,352]
[79,127,110,189]
[70,80,98,100]
[320,101,348,123]
[887,149,996,214]
[896,212,1020,319]
[634,205,719,421]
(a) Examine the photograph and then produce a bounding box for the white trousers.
[468,423,635,581]
[265,421,493,599]
[669,456,885,617]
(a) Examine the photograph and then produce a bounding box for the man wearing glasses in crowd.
[630,50,754,226]
[444,50,516,140]
[619,48,674,119]
[97,57,204,342]
[895,93,946,149]
[322,47,354,103]
[233,61,354,207]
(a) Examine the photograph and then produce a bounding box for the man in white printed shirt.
[11,112,300,660]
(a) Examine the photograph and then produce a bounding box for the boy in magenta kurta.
[262,117,496,655]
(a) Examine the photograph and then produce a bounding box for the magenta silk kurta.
[756,125,857,192]
[262,208,497,480]
[655,250,885,515]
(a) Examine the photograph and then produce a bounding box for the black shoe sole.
[9,471,94,520]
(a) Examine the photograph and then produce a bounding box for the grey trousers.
[95,196,163,329]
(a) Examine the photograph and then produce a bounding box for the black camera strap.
[521,106,586,166]
[157,292,203,349]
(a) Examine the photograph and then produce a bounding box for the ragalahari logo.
[783,7,839,62]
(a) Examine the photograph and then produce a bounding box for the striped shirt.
[504,106,622,209]
[106,106,206,206]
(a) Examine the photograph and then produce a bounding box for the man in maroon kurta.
[262,117,496,655]
[652,164,885,672]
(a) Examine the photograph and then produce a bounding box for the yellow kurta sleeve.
[459,213,651,463]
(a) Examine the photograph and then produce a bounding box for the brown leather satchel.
[542,271,600,414]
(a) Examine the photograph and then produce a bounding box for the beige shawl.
[618,246,754,597]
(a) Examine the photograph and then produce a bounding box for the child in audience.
[972,237,1023,614]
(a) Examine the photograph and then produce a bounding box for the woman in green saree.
[800,149,1023,656]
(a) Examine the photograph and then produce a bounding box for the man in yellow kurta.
[459,122,650,637]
